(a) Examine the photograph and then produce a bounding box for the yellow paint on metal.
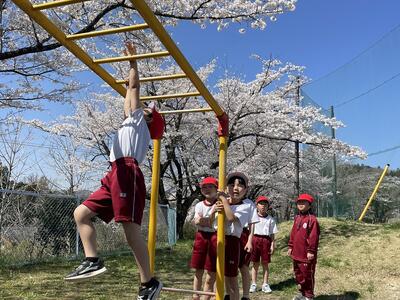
[358,164,390,222]
[12,0,127,97]
[140,92,200,101]
[148,138,162,273]
[116,73,187,84]
[129,0,224,117]
[93,51,170,64]
[66,24,149,40]
[216,135,227,300]
[159,108,213,115]
[33,0,91,10]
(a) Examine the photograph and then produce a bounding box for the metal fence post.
[75,196,80,258]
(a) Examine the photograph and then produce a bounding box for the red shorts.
[250,235,272,264]
[190,231,215,270]
[82,157,146,224]
[238,228,251,268]
[205,234,240,277]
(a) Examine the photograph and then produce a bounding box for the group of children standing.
[191,172,320,300]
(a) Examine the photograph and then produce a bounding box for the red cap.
[256,196,269,204]
[148,106,165,139]
[200,177,218,188]
[227,171,249,187]
[297,193,314,203]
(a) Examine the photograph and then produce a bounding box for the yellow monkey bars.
[11,0,228,299]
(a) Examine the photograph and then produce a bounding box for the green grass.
[1,218,399,299]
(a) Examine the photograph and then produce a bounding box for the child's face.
[200,184,218,201]
[227,179,247,204]
[296,200,310,212]
[257,201,269,215]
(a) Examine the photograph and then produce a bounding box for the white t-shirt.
[243,198,259,228]
[194,200,216,233]
[254,215,278,236]
[214,201,257,238]
[109,108,151,163]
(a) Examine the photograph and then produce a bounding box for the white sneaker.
[261,283,272,293]
[249,283,257,293]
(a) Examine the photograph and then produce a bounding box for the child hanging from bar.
[190,177,219,300]
[288,194,320,300]
[65,41,164,300]
[249,196,278,294]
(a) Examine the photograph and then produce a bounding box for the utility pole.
[295,77,301,197]
[330,106,337,217]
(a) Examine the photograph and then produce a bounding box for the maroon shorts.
[82,157,146,224]
[205,234,240,277]
[238,228,251,268]
[190,231,215,270]
[251,235,272,264]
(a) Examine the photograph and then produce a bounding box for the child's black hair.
[227,176,247,187]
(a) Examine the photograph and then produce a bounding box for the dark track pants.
[293,260,316,298]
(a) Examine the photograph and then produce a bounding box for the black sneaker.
[137,278,162,300]
[64,259,107,281]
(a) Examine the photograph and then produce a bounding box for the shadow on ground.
[315,291,361,300]
[270,277,296,291]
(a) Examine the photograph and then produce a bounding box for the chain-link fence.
[0,189,176,267]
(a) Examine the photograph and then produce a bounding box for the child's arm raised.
[123,42,141,118]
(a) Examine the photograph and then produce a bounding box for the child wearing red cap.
[249,196,278,294]
[288,194,320,300]
[65,42,164,300]
[190,177,219,300]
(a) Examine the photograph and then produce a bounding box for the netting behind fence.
[0,189,176,267]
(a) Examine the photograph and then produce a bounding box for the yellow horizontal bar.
[116,73,187,84]
[160,108,213,115]
[66,24,149,40]
[130,0,224,117]
[33,0,91,10]
[12,0,126,97]
[140,92,201,101]
[93,51,170,64]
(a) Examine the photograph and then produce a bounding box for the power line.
[334,71,400,108]
[303,22,400,87]
[368,144,400,157]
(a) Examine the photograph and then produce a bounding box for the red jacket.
[288,213,320,262]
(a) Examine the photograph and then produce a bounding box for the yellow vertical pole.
[358,164,390,222]
[148,138,162,273]
[216,135,227,300]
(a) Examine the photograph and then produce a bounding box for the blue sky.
[169,0,400,169]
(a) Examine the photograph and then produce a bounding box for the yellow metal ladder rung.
[33,0,91,10]
[93,51,170,64]
[66,24,150,40]
[140,92,201,101]
[116,73,187,84]
[159,108,213,115]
